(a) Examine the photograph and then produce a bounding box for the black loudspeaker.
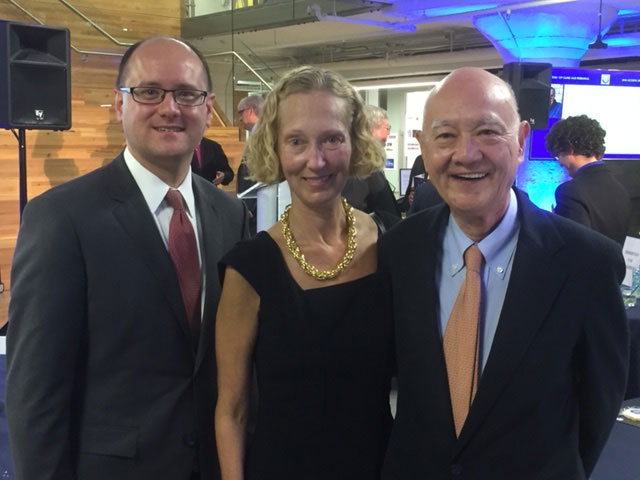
[0,21,71,130]
[502,62,551,130]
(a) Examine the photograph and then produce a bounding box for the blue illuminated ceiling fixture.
[472,3,619,67]
[418,4,500,17]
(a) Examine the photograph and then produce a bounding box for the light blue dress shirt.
[437,188,520,371]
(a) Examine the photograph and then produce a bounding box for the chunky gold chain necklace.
[280,197,357,281]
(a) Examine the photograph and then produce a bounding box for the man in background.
[408,174,443,215]
[380,67,628,479]
[236,95,264,235]
[236,94,263,136]
[6,36,248,480]
[549,86,562,118]
[343,104,400,230]
[546,114,631,246]
[192,136,234,186]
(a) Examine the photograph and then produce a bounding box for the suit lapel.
[405,207,457,430]
[105,154,194,344]
[456,190,568,450]
[424,208,461,430]
[193,178,224,371]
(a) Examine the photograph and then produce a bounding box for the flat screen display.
[529,67,640,160]
[399,168,411,196]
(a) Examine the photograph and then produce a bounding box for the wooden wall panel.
[0,0,244,325]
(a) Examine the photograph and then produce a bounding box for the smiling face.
[419,68,529,237]
[276,90,352,210]
[114,38,213,178]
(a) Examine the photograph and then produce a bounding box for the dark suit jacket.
[6,154,248,480]
[379,188,628,479]
[555,162,631,246]
[342,171,401,229]
[192,137,234,185]
[408,180,443,215]
[399,155,426,213]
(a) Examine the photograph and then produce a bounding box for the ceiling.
[183,0,640,89]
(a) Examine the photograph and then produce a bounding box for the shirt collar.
[445,188,519,279]
[575,159,603,175]
[123,147,196,217]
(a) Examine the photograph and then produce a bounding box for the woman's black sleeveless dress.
[220,231,393,480]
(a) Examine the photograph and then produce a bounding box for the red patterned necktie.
[443,244,484,437]
[165,189,201,337]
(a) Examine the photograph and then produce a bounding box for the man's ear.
[114,88,124,121]
[517,121,531,152]
[205,93,215,128]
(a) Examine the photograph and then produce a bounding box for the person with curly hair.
[546,114,631,245]
[214,65,393,479]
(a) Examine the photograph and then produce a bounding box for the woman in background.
[215,65,393,480]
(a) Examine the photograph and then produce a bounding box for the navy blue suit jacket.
[379,188,628,479]
[555,162,631,246]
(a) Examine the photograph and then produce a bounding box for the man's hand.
[213,171,225,186]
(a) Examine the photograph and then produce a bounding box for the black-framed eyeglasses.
[118,87,208,106]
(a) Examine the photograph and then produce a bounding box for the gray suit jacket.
[379,188,628,479]
[6,153,248,480]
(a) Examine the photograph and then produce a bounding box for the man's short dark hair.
[545,114,606,158]
[115,36,212,91]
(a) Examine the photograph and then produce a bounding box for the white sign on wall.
[404,90,430,168]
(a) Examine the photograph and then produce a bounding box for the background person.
[236,94,264,195]
[342,104,400,230]
[379,67,628,479]
[5,36,248,480]
[407,173,443,215]
[236,95,265,235]
[215,65,393,480]
[192,136,235,185]
[549,86,562,119]
[236,94,263,135]
[546,114,631,246]
[399,152,426,213]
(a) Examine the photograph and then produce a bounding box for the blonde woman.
[215,66,393,479]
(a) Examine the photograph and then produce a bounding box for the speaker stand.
[11,128,27,218]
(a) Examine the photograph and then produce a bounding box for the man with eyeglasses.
[236,95,264,236]
[236,95,263,135]
[6,36,249,480]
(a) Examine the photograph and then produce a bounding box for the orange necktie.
[443,244,484,436]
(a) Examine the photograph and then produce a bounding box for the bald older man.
[379,67,628,479]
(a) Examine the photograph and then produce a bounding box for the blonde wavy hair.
[244,65,385,183]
